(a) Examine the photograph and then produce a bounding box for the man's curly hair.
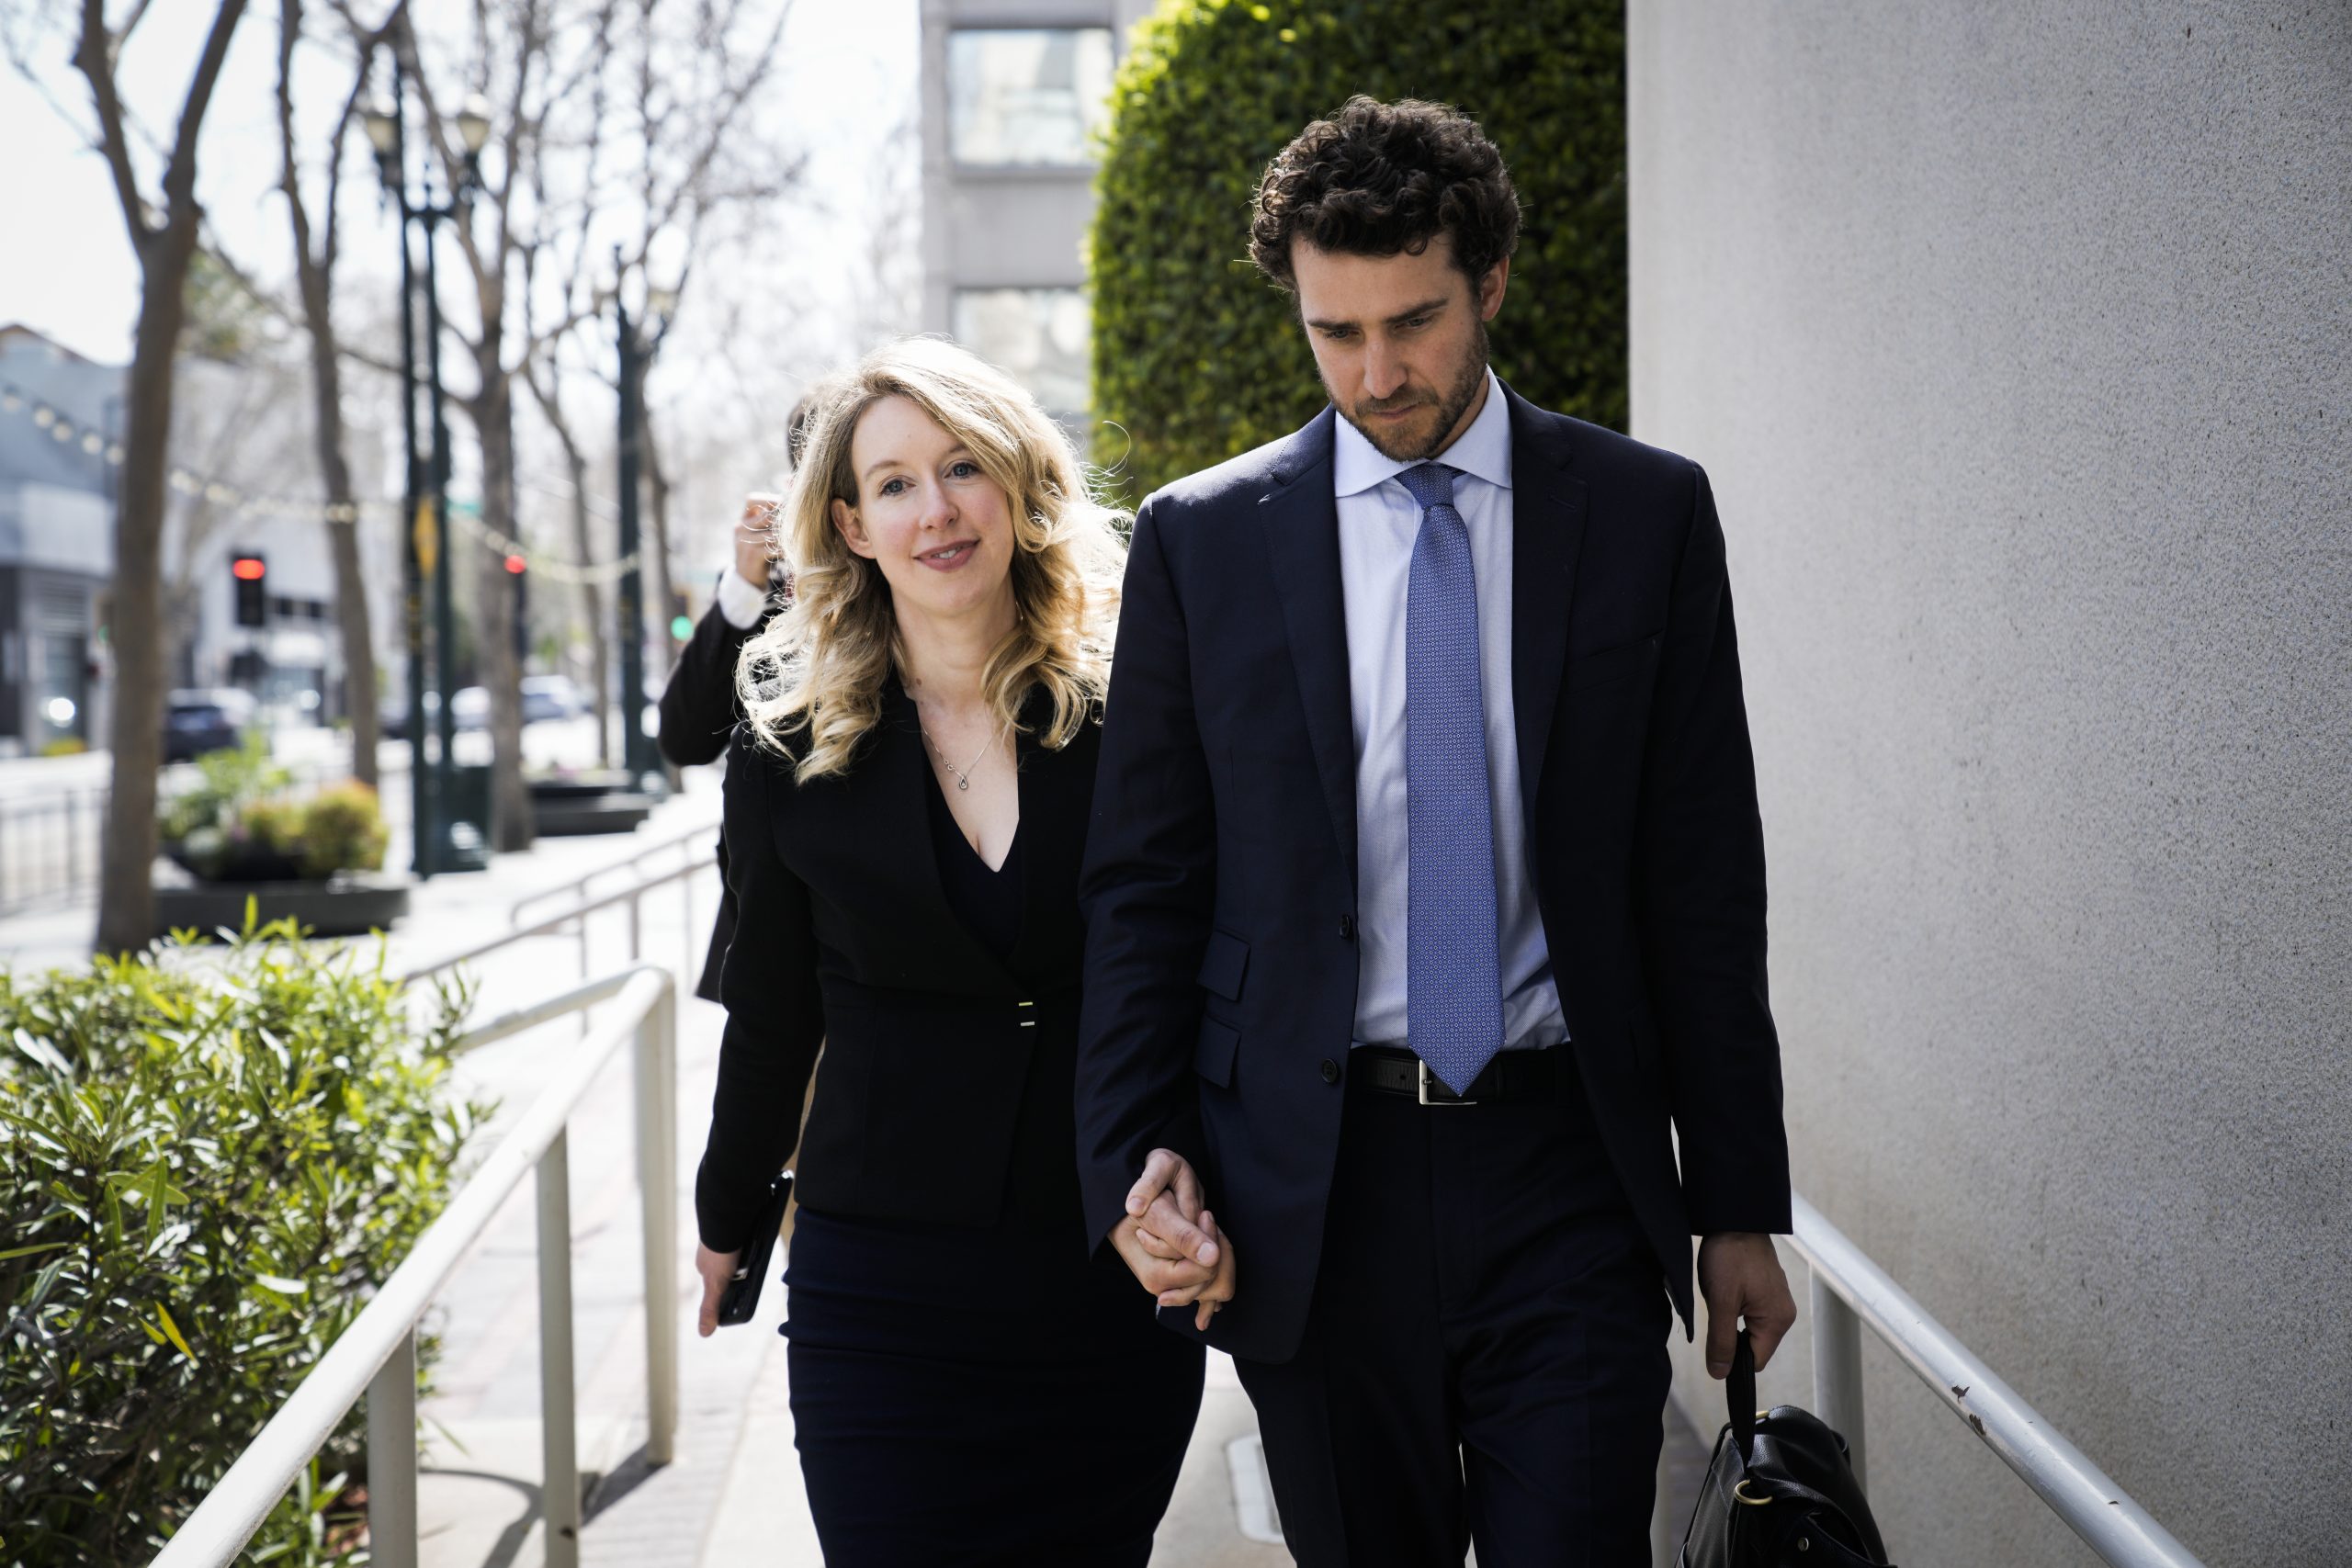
[1250,96,1521,290]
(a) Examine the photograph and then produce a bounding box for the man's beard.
[1331,322,1490,463]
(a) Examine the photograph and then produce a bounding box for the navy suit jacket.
[1074,384,1792,1364]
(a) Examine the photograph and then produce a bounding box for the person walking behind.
[1076,96,1798,1565]
[690,339,1204,1566]
[659,393,818,1001]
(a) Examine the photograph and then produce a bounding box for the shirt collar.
[1331,367,1512,501]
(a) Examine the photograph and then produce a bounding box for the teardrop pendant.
[956,776,969,791]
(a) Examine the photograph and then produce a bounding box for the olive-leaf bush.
[0,928,481,1566]
[1089,0,1626,501]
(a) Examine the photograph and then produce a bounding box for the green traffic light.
[671,615,694,640]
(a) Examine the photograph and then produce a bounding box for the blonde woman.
[689,340,1213,1563]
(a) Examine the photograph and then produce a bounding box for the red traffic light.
[231,557,266,581]
[503,553,527,574]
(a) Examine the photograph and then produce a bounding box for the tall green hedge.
[1090,0,1625,501]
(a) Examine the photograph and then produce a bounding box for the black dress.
[695,683,1202,1567]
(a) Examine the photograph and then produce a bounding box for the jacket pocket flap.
[1565,632,1662,692]
[1194,1015,1239,1088]
[1196,928,1250,1001]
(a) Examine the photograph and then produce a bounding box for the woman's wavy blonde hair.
[735,337,1127,782]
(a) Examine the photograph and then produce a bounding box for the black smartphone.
[716,1171,793,1327]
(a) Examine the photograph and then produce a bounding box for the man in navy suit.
[1076,97,1798,1564]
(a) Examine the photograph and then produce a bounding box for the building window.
[953,288,1091,416]
[948,28,1114,166]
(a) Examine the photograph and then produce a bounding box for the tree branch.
[160,0,253,218]
[72,0,151,250]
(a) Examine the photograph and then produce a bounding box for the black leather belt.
[1350,1044,1560,1106]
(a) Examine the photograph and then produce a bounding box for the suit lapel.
[1256,409,1360,892]
[1504,385,1588,828]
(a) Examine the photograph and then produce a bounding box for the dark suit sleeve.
[1634,463,1792,1235]
[657,593,763,768]
[692,728,826,1251]
[1074,496,1216,1248]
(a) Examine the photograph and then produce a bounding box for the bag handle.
[1727,1326,1758,1468]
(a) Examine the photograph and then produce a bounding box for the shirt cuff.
[715,568,770,630]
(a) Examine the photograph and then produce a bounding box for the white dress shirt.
[1333,368,1568,1054]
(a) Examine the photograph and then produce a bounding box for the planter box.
[529,773,662,837]
[154,875,413,940]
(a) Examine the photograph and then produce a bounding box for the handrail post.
[628,887,643,964]
[537,1132,582,1568]
[636,973,680,1465]
[1811,1266,1868,1491]
[365,1329,420,1568]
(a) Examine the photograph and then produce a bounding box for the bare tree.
[394,0,797,839]
[608,0,798,682]
[7,0,254,953]
[274,0,384,784]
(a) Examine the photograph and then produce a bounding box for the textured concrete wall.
[1626,6,2352,1563]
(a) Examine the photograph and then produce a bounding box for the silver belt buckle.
[1418,1059,1476,1107]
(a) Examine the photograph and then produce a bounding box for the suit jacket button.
[1318,1057,1341,1085]
[1338,914,1356,941]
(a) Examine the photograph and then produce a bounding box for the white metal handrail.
[508,811,722,927]
[1792,1193,2203,1566]
[149,965,680,1568]
[385,814,722,991]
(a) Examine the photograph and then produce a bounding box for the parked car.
[377,690,441,741]
[521,674,586,725]
[163,689,257,763]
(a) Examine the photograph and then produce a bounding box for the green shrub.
[160,734,291,847]
[296,784,390,880]
[1089,0,1626,500]
[0,927,480,1566]
[163,742,390,882]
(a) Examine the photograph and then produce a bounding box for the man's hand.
[1125,1146,1220,1268]
[1697,1231,1798,1379]
[1105,1148,1236,1328]
[733,492,781,591]
[694,1242,742,1338]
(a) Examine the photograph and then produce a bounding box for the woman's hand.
[1110,1209,1238,1332]
[695,1242,743,1338]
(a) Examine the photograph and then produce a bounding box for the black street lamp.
[364,64,491,876]
[603,257,679,789]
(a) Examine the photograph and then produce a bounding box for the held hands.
[694,1242,742,1338]
[1105,1147,1237,1331]
[1696,1231,1798,1379]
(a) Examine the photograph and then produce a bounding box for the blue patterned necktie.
[1397,462,1506,1096]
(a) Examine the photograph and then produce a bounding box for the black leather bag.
[1679,1330,1894,1567]
[714,1170,794,1327]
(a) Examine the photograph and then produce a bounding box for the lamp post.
[605,258,679,788]
[364,70,490,876]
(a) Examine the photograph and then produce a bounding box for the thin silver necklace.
[922,720,1004,792]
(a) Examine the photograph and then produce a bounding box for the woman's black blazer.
[693,680,1100,1252]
